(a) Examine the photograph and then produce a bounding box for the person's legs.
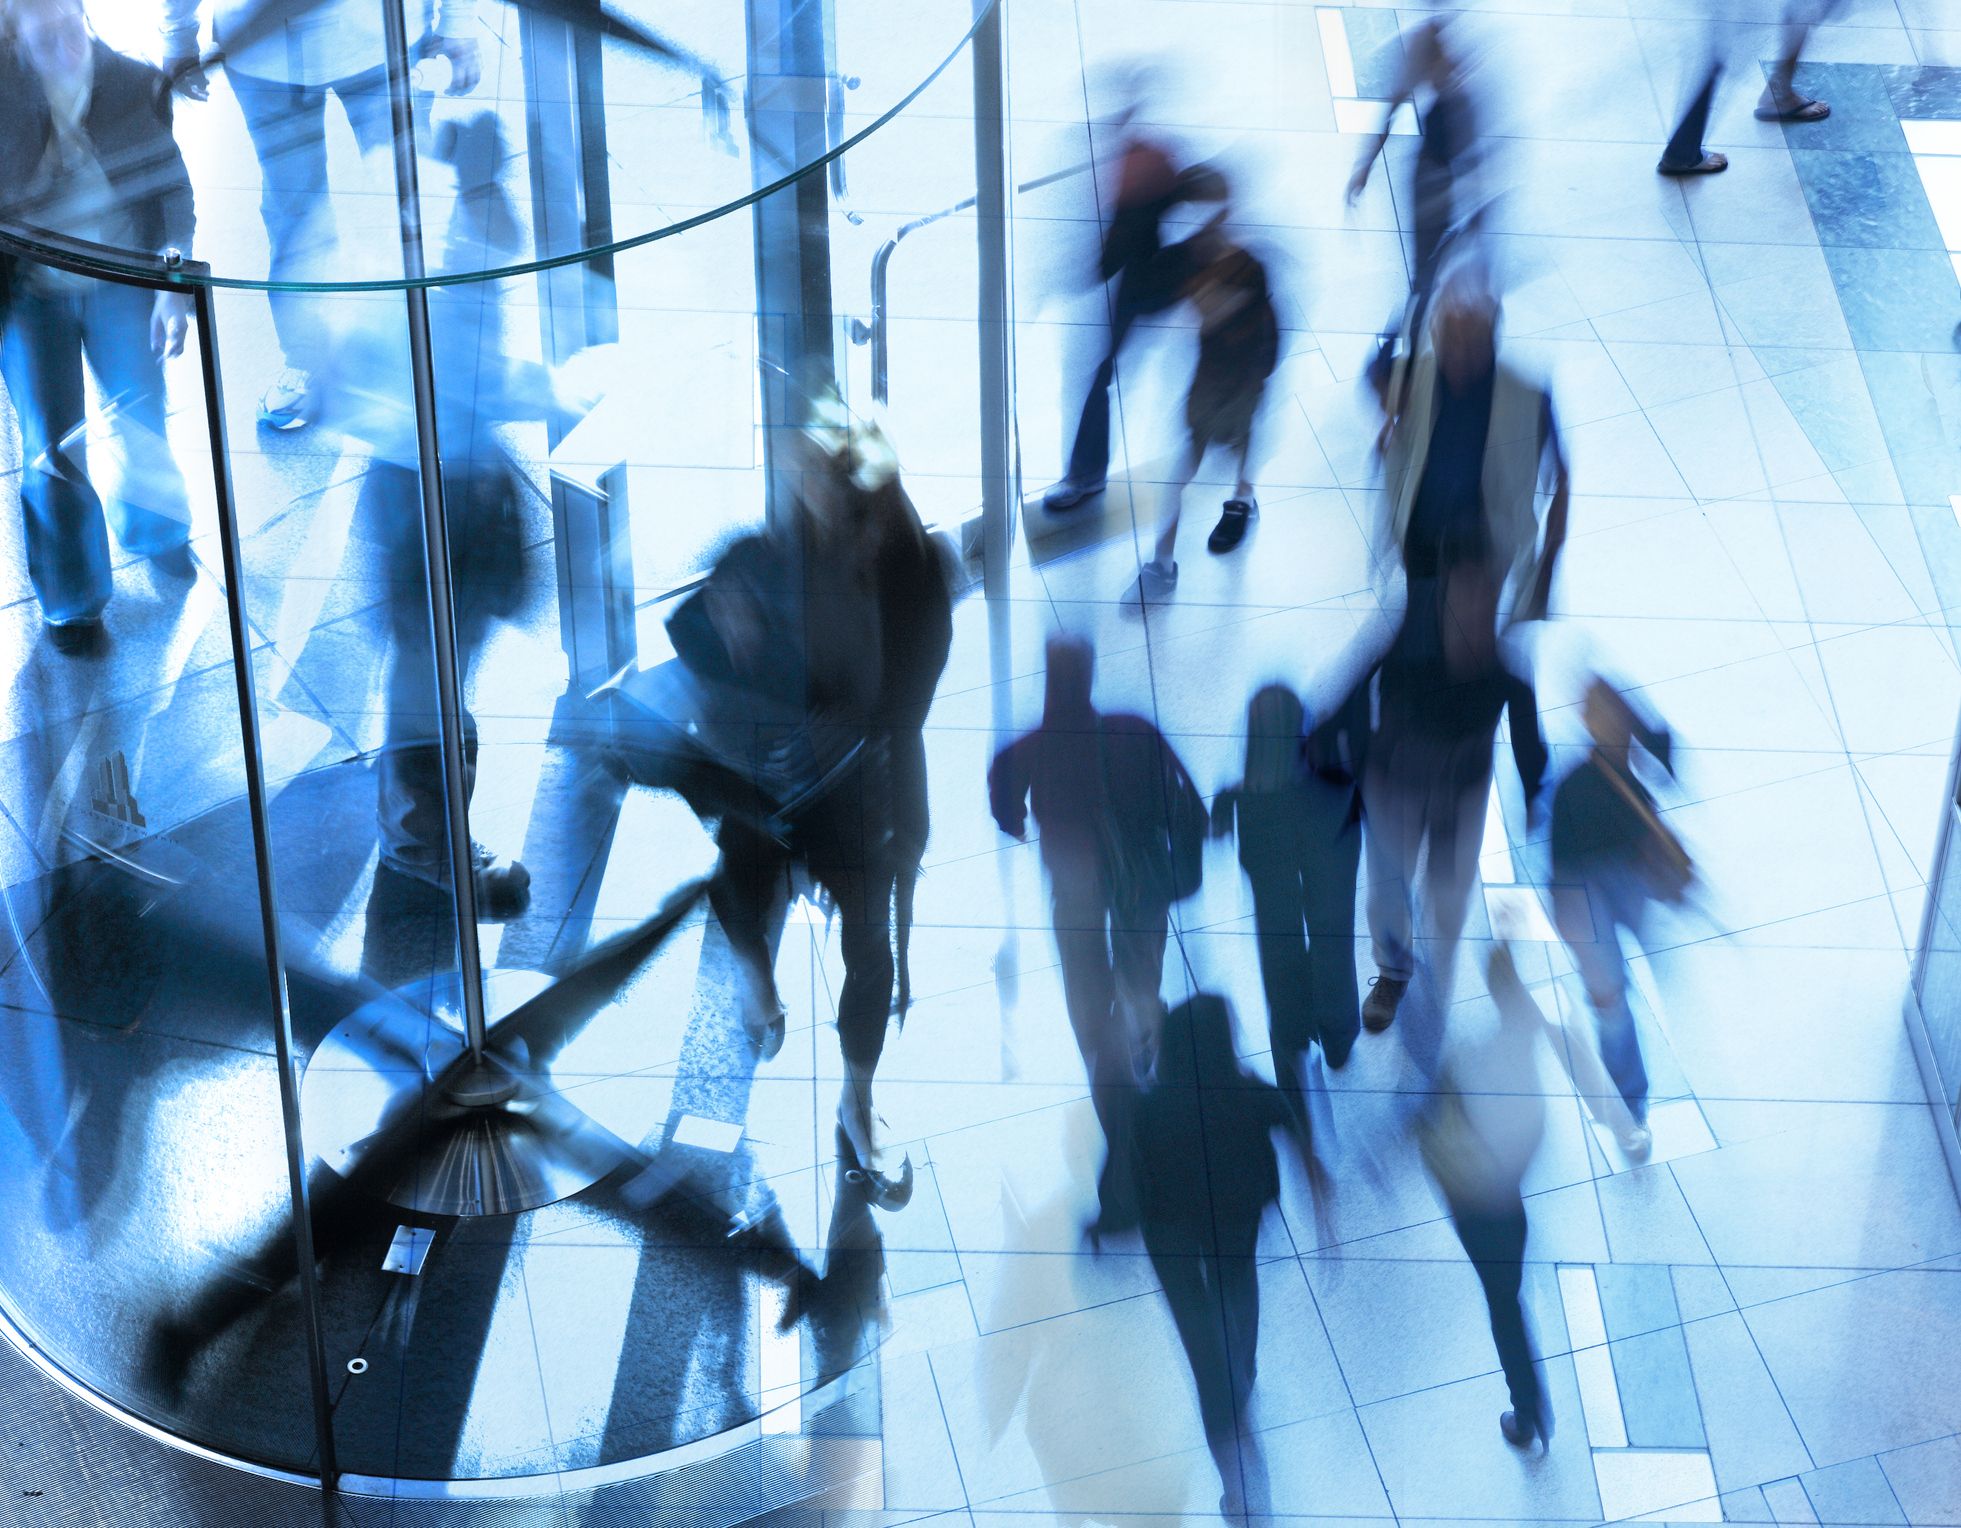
[1559,870,1650,1124]
[77,282,189,556]
[1248,868,1314,1080]
[1451,1192,1548,1440]
[1,288,113,626]
[1112,891,1171,1080]
[229,71,335,375]
[1152,436,1204,571]
[1050,847,1137,1221]
[1362,765,1422,985]
[1417,771,1490,995]
[1146,1228,1239,1450]
[1302,793,1363,1063]
[1660,60,1724,170]
[1057,283,1143,495]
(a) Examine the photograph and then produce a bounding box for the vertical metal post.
[382,0,491,1061]
[972,0,1013,601]
[746,0,838,528]
[191,276,341,1487]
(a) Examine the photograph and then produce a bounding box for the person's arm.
[1523,393,1568,621]
[427,0,483,94]
[1505,674,1549,807]
[1346,50,1419,202]
[988,736,1034,839]
[161,0,207,97]
[1209,786,1238,840]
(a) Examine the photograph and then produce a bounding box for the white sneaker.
[1617,1120,1653,1157]
[1135,559,1179,600]
[258,367,314,430]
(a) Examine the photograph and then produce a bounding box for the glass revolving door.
[0,0,1012,1497]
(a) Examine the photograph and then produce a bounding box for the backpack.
[1096,720,1207,905]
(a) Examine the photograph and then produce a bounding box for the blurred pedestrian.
[1359,564,1546,1034]
[1348,17,1481,351]
[1378,276,1569,625]
[1041,76,1225,513]
[162,0,481,427]
[989,633,1207,1231]
[1136,200,1279,599]
[1420,943,1555,1450]
[1549,678,1692,1157]
[1134,993,1284,1516]
[1210,684,1362,1086]
[0,0,198,651]
[1658,0,1842,176]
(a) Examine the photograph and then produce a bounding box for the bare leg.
[1153,439,1204,570]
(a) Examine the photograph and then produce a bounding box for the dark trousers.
[1446,1190,1549,1436]
[1048,842,1168,1224]
[1247,817,1361,1076]
[715,760,896,1071]
[369,463,490,879]
[1144,1218,1260,1447]
[1662,64,1723,168]
[0,278,189,624]
[1063,276,1149,488]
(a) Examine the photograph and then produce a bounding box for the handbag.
[1596,756,1694,904]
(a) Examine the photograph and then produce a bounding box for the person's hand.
[165,53,209,100]
[433,35,481,95]
[151,291,193,359]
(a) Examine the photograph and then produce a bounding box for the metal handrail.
[852,160,1089,403]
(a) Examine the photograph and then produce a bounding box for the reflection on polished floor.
[4,0,1961,1523]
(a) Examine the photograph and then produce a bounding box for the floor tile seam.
[1665,1157,1821,1477]
[918,1137,989,1369]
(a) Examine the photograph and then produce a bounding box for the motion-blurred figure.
[335,111,535,914]
[1137,195,1279,599]
[1359,565,1546,1034]
[1134,993,1285,1516]
[162,0,481,427]
[1042,79,1224,513]
[1378,276,1569,624]
[0,0,197,651]
[1348,18,1481,353]
[1211,684,1362,1085]
[1550,678,1692,1157]
[1420,944,1554,1450]
[1658,0,1840,176]
[696,413,951,1203]
[989,633,1206,1231]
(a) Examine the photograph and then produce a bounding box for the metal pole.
[381,0,492,1062]
[971,0,1013,601]
[191,276,341,1488]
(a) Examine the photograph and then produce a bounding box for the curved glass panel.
[4,0,991,288]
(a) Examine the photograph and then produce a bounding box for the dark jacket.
[0,39,195,262]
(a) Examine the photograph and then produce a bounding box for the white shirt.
[162,0,471,88]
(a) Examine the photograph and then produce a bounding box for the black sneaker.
[472,845,531,920]
[45,617,106,657]
[1208,497,1256,553]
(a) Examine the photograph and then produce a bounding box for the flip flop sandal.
[1657,151,1729,176]
[1755,96,1830,122]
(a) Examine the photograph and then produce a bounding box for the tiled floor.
[2,0,1961,1523]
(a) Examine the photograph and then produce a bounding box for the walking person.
[162,0,481,427]
[1210,685,1362,1086]
[989,633,1206,1232]
[1658,0,1842,176]
[1135,199,1279,600]
[1133,993,1286,1517]
[1420,943,1555,1451]
[1347,17,1481,352]
[1549,678,1692,1158]
[0,0,198,651]
[1358,564,1546,1035]
[1041,79,1225,513]
[1377,276,1570,625]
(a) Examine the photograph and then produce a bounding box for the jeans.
[229,66,393,374]
[1363,755,1489,986]
[1554,861,1651,1122]
[0,278,189,624]
[1064,273,1153,488]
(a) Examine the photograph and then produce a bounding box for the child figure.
[1549,677,1688,1157]
[1137,197,1280,599]
[1211,685,1363,1086]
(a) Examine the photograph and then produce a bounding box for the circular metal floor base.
[299,970,634,1218]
